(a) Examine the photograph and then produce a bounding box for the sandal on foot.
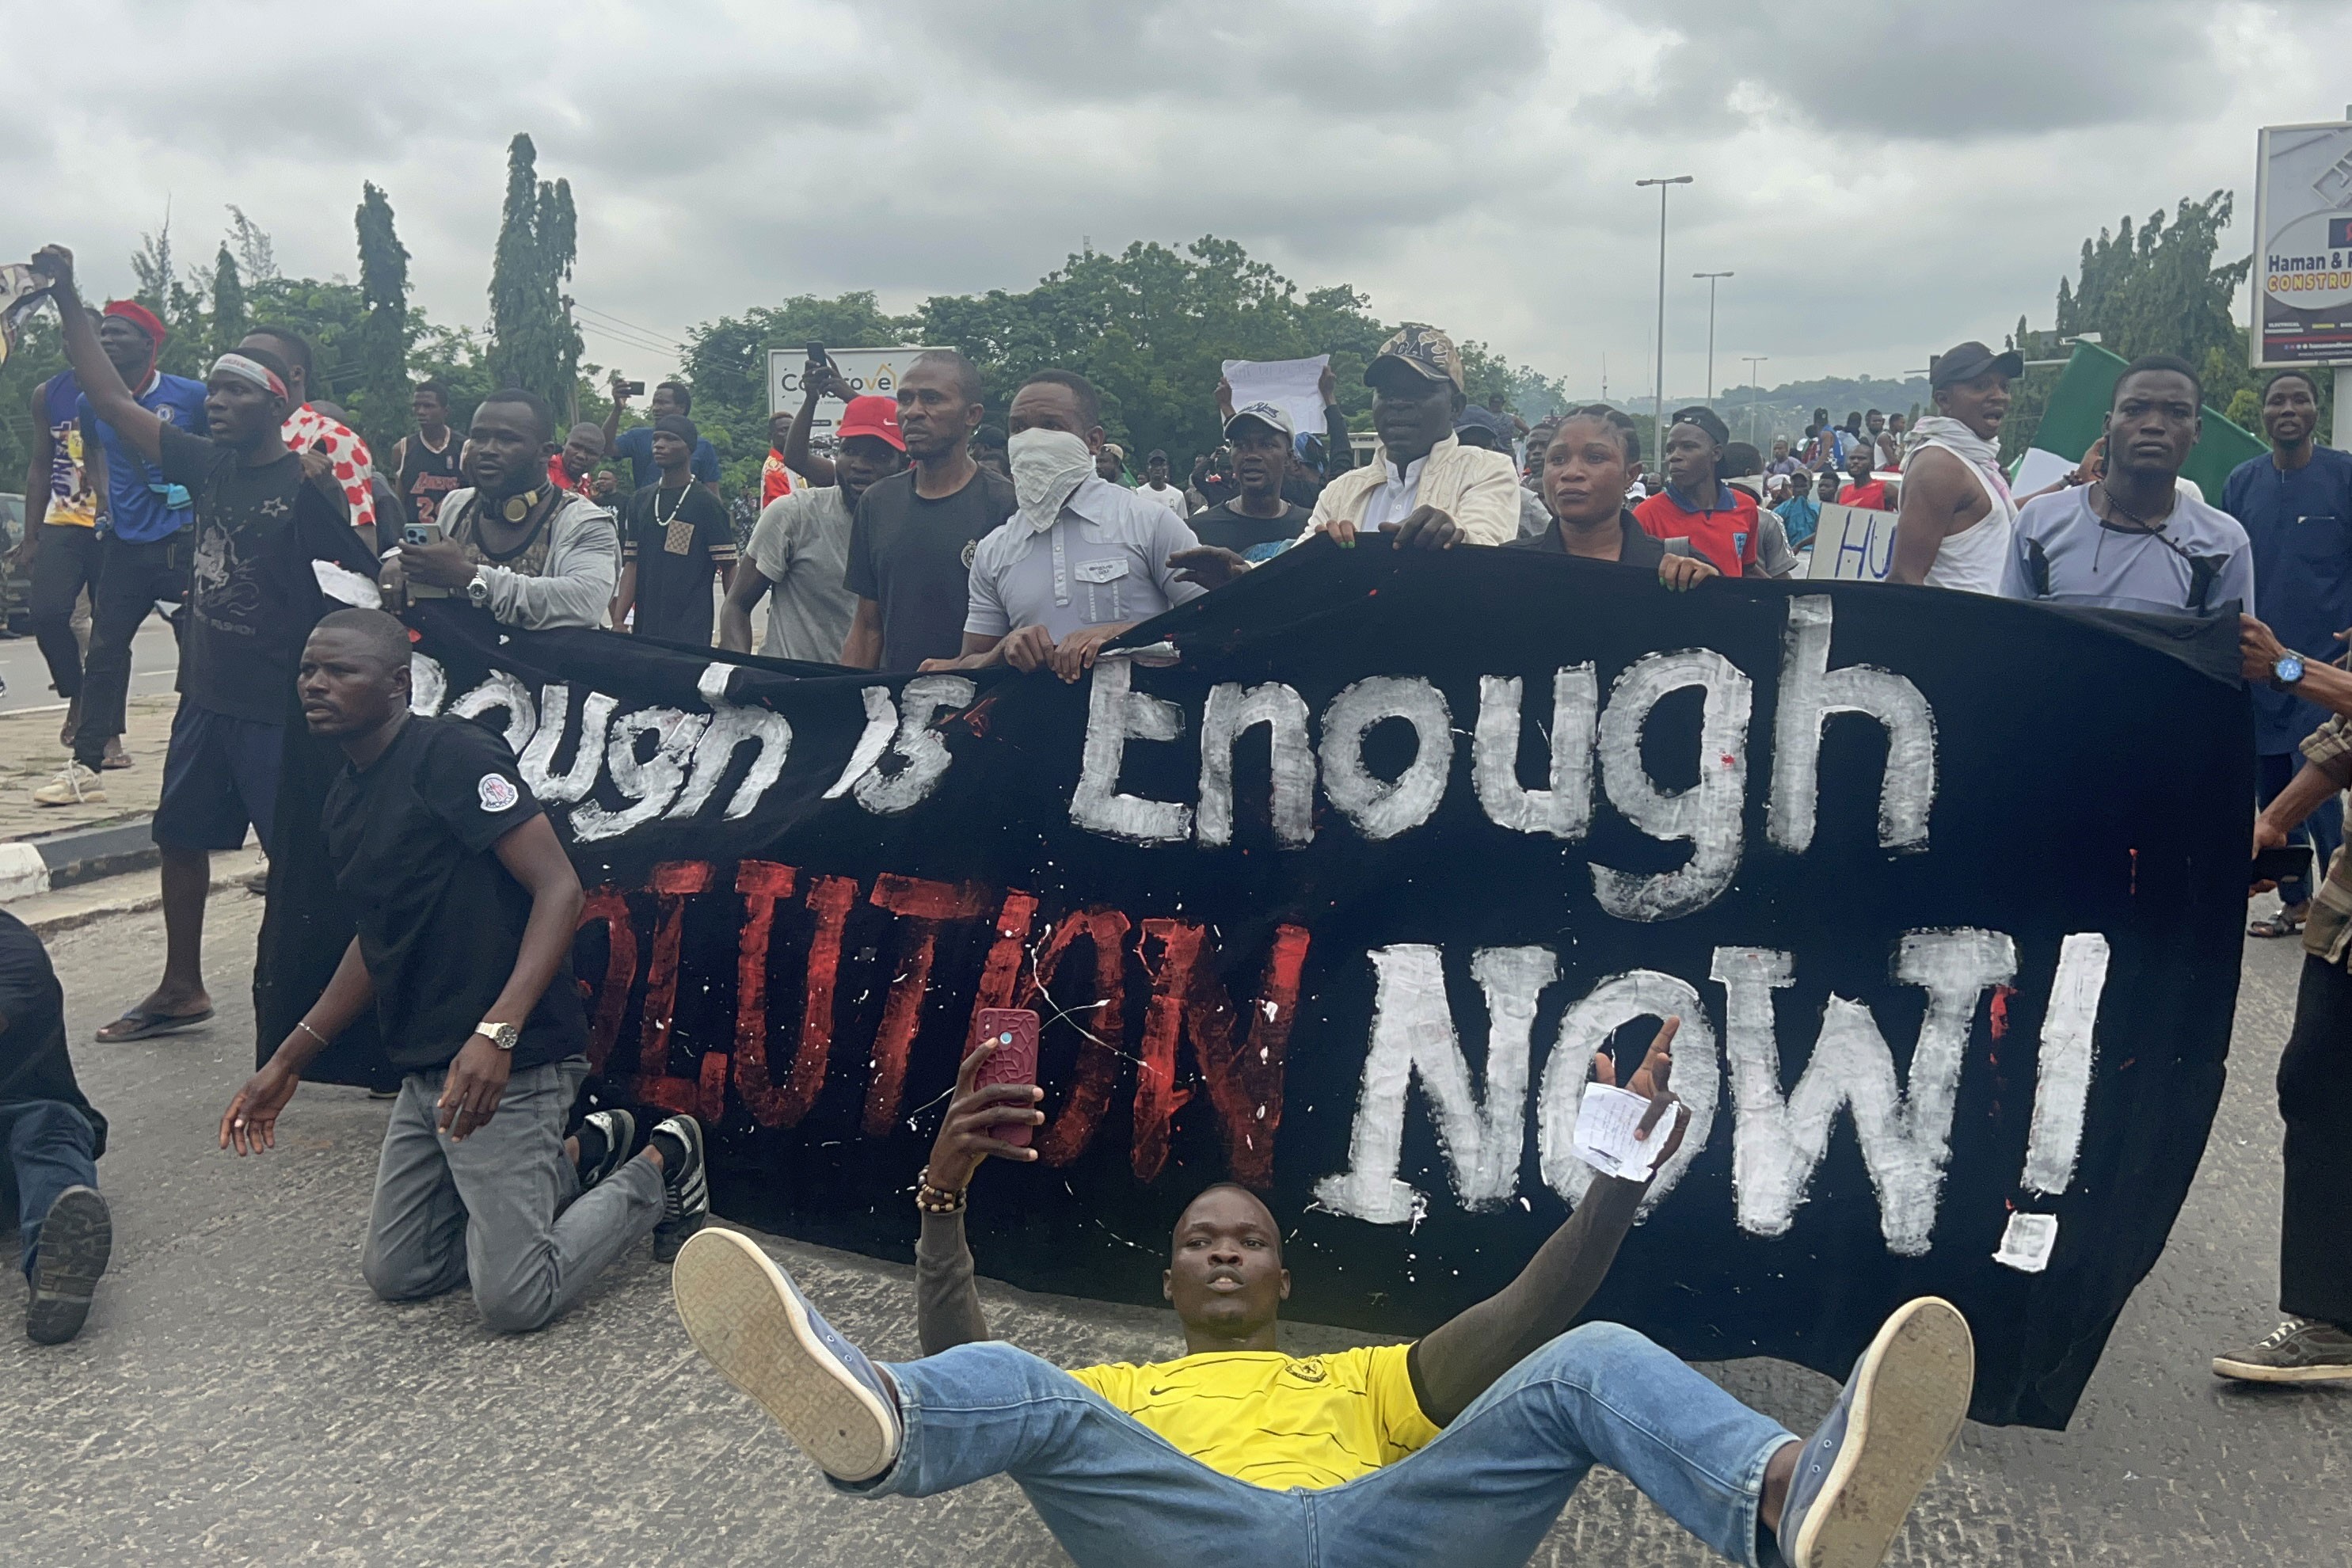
[95,1007,215,1042]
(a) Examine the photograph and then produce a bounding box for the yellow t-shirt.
[1066,1346,1441,1490]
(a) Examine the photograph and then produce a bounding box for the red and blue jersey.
[1633,481,1760,577]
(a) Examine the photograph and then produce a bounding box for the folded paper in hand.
[1571,1083,1681,1183]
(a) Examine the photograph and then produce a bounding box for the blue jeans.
[2,1101,100,1280]
[845,1324,1795,1568]
[2259,749,2344,910]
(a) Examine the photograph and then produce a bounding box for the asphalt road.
[0,614,178,714]
[2,894,2345,1566]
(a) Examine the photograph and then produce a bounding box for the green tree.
[679,292,919,494]
[676,238,1571,493]
[1999,191,2304,459]
[208,243,246,360]
[355,182,412,453]
[485,133,582,413]
[128,211,208,379]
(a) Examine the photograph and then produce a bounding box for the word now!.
[1315,929,2110,1256]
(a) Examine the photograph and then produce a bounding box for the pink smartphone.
[972,1007,1041,1147]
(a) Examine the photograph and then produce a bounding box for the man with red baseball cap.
[721,394,908,662]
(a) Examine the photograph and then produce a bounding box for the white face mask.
[1007,427,1094,533]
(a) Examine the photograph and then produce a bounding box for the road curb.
[11,846,266,937]
[28,818,164,889]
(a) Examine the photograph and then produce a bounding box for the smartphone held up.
[972,1008,1041,1148]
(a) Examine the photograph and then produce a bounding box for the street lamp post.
[1635,175,1693,452]
[1693,271,1733,413]
[1742,355,1768,446]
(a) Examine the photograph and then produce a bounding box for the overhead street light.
[1635,176,1694,449]
[1694,271,1733,413]
[1742,356,1769,445]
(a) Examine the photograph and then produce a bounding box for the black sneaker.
[1777,1296,1973,1568]
[27,1186,112,1345]
[650,1113,708,1262]
[575,1108,637,1193]
[2211,1319,2352,1384]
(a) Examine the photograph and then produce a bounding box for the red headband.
[102,299,168,348]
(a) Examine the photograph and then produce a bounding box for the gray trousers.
[360,1059,664,1333]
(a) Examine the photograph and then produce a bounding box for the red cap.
[836,394,904,451]
[102,299,168,348]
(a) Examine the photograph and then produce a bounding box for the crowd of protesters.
[2,230,2346,1568]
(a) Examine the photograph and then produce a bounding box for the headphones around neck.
[497,485,548,523]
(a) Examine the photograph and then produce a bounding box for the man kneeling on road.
[672,1019,1975,1568]
[219,610,710,1330]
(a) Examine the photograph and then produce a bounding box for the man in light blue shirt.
[2000,356,2253,617]
[931,370,1205,683]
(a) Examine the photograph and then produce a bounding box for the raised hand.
[1592,1015,1686,1168]
[925,1037,1044,1191]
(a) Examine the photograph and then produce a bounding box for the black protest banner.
[268,540,2249,1428]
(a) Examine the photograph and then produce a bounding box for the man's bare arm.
[13,382,51,569]
[1406,1018,1685,1425]
[783,362,846,486]
[717,560,772,653]
[841,597,884,668]
[1887,446,1973,586]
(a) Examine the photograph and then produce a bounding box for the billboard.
[765,346,943,441]
[2252,120,2352,367]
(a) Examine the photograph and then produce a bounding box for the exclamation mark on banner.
[2019,932,2113,1197]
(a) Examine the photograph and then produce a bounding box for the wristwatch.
[2273,654,2306,691]
[466,569,493,609]
[475,1019,519,1052]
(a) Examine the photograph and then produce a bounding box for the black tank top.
[398,429,466,531]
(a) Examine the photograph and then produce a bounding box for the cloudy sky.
[7,0,2346,403]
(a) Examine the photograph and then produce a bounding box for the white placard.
[1993,1212,2060,1274]
[1222,356,1330,447]
[1570,1083,1682,1183]
[767,346,946,441]
[1803,501,1896,583]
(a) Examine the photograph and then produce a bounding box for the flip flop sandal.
[95,1007,215,1042]
[2247,911,2306,938]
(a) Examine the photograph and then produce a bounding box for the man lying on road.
[670,1018,1975,1568]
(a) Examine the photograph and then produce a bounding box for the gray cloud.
[6,0,2346,405]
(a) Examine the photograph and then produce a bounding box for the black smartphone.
[2251,843,2309,887]
[806,341,828,367]
[618,379,645,398]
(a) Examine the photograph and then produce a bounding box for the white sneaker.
[32,763,105,807]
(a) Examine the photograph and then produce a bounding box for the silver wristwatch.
[475,1019,519,1052]
[466,569,493,608]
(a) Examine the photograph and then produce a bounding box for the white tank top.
[1916,441,2017,595]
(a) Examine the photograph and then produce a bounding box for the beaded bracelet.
[915,1172,968,1215]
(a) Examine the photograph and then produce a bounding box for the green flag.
[2009,340,2265,499]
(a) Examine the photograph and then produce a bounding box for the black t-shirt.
[0,910,105,1155]
[321,716,590,1073]
[158,424,376,724]
[844,466,1018,670]
[624,481,738,645]
[1192,499,1311,556]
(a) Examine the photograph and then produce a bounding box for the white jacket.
[1306,436,1523,546]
